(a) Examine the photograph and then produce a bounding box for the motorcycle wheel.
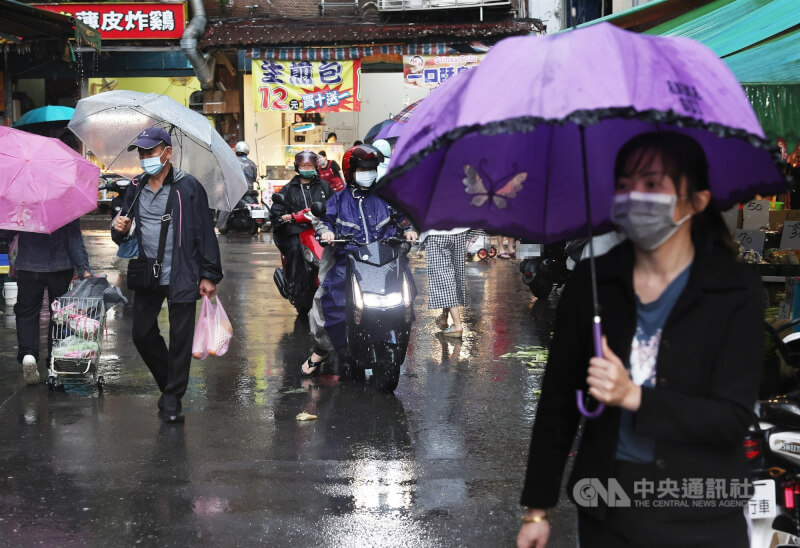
[374,346,401,393]
[219,226,229,235]
[249,220,259,235]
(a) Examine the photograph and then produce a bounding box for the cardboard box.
[770,210,788,231]
[203,90,240,114]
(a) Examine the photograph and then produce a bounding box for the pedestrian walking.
[518,133,763,548]
[423,228,469,338]
[112,126,222,424]
[13,221,92,385]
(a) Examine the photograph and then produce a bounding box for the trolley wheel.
[488,246,498,258]
[97,376,105,391]
[47,376,56,390]
[477,248,489,260]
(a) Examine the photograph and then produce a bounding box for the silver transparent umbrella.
[68,90,247,211]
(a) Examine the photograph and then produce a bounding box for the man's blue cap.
[127,126,172,151]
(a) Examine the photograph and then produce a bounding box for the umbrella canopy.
[0,127,100,234]
[377,23,786,244]
[364,119,394,144]
[68,90,247,211]
[14,105,75,127]
[374,100,424,141]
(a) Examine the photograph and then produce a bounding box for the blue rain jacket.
[318,187,412,349]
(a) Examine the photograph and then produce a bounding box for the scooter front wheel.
[374,347,401,393]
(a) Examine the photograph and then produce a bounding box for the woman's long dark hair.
[614,131,737,255]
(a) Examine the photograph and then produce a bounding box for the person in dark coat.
[216,141,259,231]
[13,221,92,385]
[111,126,222,424]
[518,132,763,548]
[269,150,332,297]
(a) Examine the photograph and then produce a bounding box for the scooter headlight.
[352,275,363,310]
[402,275,412,307]
[362,292,403,309]
[303,247,320,265]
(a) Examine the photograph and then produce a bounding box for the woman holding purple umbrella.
[518,132,763,548]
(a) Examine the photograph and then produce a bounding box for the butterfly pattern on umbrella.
[463,160,527,209]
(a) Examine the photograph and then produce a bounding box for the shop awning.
[0,0,100,51]
[201,17,543,48]
[248,43,457,61]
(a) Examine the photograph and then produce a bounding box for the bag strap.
[153,182,177,279]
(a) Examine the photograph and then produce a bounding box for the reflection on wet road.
[0,229,578,546]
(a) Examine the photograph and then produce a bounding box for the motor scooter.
[312,202,415,393]
[218,190,268,235]
[747,318,800,548]
[98,175,131,217]
[272,194,323,315]
[520,240,587,300]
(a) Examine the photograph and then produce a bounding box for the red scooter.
[272,194,324,315]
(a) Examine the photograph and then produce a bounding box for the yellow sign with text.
[252,60,361,113]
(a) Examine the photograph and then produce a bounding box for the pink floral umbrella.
[0,127,100,234]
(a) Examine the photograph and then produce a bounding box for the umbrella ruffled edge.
[378,107,790,196]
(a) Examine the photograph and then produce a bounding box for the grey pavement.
[0,228,578,547]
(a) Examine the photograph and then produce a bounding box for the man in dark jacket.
[111,126,222,424]
[269,150,332,296]
[216,141,259,231]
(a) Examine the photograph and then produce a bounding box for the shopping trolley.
[48,293,107,391]
[466,230,497,261]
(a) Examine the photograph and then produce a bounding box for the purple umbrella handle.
[576,316,606,418]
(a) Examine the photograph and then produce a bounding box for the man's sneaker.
[22,355,39,385]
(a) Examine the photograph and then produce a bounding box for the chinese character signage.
[252,60,361,113]
[34,3,187,40]
[403,54,485,89]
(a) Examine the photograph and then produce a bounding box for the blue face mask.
[141,149,167,176]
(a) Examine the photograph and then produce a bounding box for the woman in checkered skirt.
[423,228,470,338]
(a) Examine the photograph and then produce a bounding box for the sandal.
[442,326,463,338]
[435,317,449,330]
[300,356,324,377]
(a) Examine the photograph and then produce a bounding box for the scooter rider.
[270,150,332,297]
[216,141,259,230]
[302,144,418,376]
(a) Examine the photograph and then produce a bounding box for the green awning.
[745,85,800,144]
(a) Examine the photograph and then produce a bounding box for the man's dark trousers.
[132,285,196,413]
[15,269,74,363]
[274,233,305,296]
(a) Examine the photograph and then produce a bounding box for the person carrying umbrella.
[111,126,222,424]
[517,132,763,547]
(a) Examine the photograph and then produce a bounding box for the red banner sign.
[34,3,187,40]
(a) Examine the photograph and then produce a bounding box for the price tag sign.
[734,230,765,253]
[742,200,770,230]
[780,221,800,250]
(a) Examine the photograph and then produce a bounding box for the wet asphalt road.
[0,227,578,547]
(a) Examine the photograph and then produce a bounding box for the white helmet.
[235,141,250,155]
[372,139,392,160]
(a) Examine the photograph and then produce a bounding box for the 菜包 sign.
[34,3,187,40]
[252,60,361,113]
[404,54,485,89]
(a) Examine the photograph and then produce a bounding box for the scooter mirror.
[271,193,285,205]
[311,202,326,217]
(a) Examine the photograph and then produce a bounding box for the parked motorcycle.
[520,239,587,300]
[312,202,415,393]
[271,194,323,315]
[98,174,131,217]
[218,189,268,235]
[747,318,800,548]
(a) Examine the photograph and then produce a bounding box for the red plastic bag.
[192,296,233,360]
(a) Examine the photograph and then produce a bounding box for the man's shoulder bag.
[127,182,176,292]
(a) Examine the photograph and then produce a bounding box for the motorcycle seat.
[760,392,800,428]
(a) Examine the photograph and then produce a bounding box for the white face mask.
[611,191,691,251]
[354,170,378,188]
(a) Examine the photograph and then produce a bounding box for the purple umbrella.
[376,23,785,417]
[374,100,424,141]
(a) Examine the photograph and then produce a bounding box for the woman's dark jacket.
[111,168,223,304]
[270,175,332,237]
[520,241,763,522]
